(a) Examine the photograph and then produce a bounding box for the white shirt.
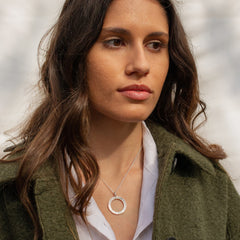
[70,123,159,240]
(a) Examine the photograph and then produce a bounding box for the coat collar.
[0,158,78,240]
[146,120,216,176]
[0,121,216,240]
[33,121,215,240]
[34,161,79,240]
[0,122,216,184]
[0,160,19,184]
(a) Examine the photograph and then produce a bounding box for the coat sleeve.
[0,182,34,240]
[0,185,13,240]
[227,178,240,240]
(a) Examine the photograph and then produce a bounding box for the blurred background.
[0,0,239,192]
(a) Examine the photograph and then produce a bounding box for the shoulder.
[0,162,35,240]
[0,153,58,187]
[0,161,20,186]
[148,125,240,239]
[146,120,215,173]
[0,143,26,185]
[145,120,239,191]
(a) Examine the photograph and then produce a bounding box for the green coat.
[0,122,240,240]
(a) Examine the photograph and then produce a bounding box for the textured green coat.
[0,122,240,240]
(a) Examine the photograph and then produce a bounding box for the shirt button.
[171,156,178,174]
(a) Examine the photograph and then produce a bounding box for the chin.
[112,111,152,123]
[91,104,154,124]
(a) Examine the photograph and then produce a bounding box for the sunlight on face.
[87,0,169,123]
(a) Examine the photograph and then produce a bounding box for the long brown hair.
[2,0,226,239]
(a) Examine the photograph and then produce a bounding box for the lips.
[118,84,153,93]
[117,84,153,100]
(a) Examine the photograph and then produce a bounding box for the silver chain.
[100,145,142,196]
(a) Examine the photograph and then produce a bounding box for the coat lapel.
[146,120,216,176]
[34,161,78,240]
[146,121,219,240]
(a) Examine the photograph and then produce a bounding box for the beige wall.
[0,0,239,192]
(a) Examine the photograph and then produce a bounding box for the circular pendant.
[108,196,127,215]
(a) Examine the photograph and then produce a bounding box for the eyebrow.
[101,27,169,38]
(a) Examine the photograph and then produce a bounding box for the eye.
[146,41,163,52]
[103,38,124,49]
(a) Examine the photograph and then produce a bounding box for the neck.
[88,113,143,175]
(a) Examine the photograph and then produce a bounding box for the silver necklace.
[100,145,142,215]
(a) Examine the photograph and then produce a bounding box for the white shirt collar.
[133,121,158,239]
[72,121,159,240]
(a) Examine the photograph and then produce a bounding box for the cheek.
[88,59,106,82]
[87,60,119,110]
[152,59,169,95]
[87,60,109,92]
[87,49,121,89]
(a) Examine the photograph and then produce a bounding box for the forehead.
[103,0,169,33]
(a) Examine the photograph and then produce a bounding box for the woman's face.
[87,0,169,123]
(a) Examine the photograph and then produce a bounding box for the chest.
[93,169,143,240]
[152,169,228,240]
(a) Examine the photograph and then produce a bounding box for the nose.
[125,44,150,77]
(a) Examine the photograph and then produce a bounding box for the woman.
[0,0,239,239]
